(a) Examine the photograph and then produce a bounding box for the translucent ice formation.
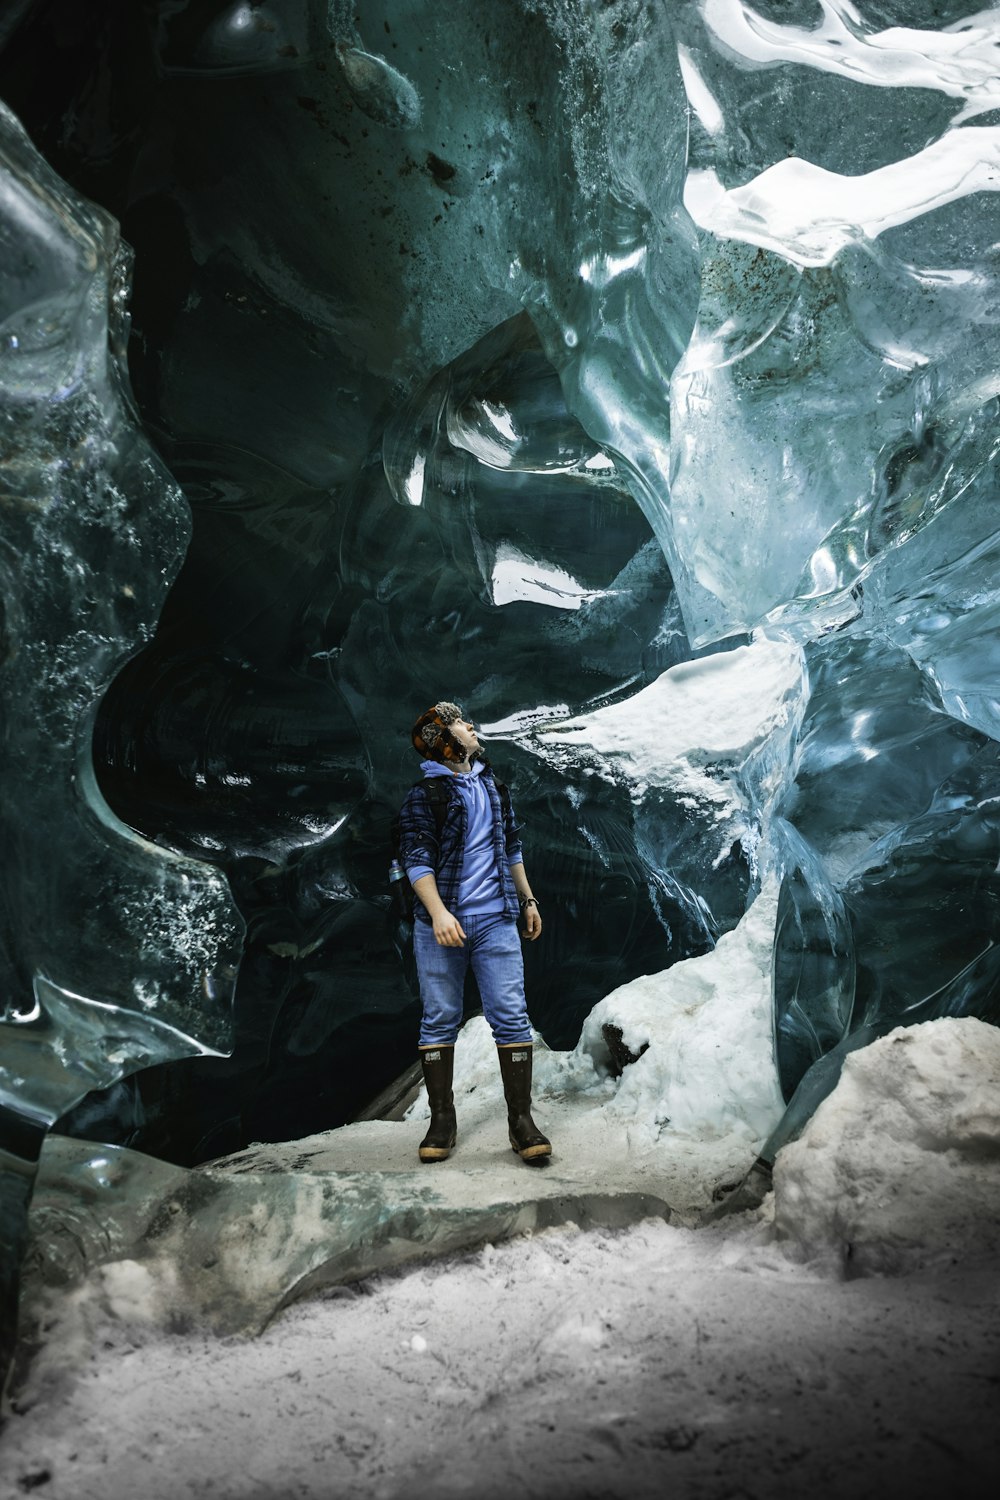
[670,0,1000,643]
[0,0,701,1378]
[0,101,241,1375]
[0,0,707,1157]
[670,3,1000,1124]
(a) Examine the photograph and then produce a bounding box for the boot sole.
[419,1139,456,1162]
[511,1140,552,1162]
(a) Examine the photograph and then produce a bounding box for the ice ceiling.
[3,0,1000,1377]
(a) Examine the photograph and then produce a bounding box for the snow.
[578,880,785,1146]
[535,635,802,795]
[5,1216,999,1499]
[6,894,1000,1496]
[521,635,804,843]
[773,1016,1000,1276]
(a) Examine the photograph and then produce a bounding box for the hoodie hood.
[420,758,485,781]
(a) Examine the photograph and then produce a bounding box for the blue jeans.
[415,912,533,1047]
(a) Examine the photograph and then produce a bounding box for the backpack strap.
[421,776,453,834]
[389,778,453,863]
[493,779,511,818]
[394,773,502,852]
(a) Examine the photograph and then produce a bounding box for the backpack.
[389,774,512,923]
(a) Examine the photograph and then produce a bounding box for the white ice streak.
[677,43,726,137]
[478,702,572,737]
[402,452,425,506]
[685,126,1000,267]
[700,0,1000,122]
[447,399,519,469]
[491,544,614,610]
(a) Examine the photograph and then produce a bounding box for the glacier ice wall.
[2,0,1000,1372]
[0,97,241,1374]
[673,0,1000,645]
[664,0,1000,1106]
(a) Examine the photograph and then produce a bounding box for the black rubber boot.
[418,1045,457,1162]
[497,1043,551,1163]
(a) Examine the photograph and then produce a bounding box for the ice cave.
[1,2,1000,1494]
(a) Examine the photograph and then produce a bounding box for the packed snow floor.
[4,1213,999,1500]
[6,1013,1000,1499]
[5,886,1000,1498]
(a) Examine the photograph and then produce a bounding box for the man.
[398,701,552,1165]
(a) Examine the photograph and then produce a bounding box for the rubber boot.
[497,1043,551,1163]
[418,1044,457,1163]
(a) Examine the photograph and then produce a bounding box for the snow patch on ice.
[96,1258,180,1326]
[578,881,785,1147]
[526,635,804,818]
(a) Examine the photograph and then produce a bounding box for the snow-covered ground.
[5,1210,999,1500]
[5,918,1000,1497]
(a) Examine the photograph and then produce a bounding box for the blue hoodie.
[404,759,523,919]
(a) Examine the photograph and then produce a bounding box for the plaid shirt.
[398,768,523,924]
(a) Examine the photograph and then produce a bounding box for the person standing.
[397,701,551,1165]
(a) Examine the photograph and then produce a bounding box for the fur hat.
[411,701,464,761]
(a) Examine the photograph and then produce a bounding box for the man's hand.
[411,874,465,945]
[522,903,542,941]
[433,910,467,947]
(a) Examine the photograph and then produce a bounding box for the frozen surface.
[14,887,785,1389]
[0,97,240,1373]
[671,0,1000,644]
[8,1015,1000,1498]
[7,1220,999,1500]
[0,0,998,1165]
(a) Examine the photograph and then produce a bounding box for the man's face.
[448,718,479,761]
